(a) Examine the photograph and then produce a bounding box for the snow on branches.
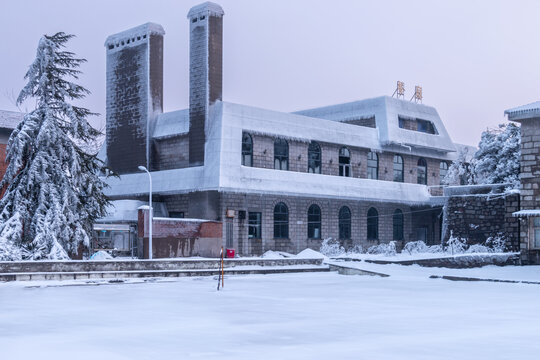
[0,33,110,260]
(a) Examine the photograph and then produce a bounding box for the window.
[169,211,184,218]
[274,202,289,238]
[339,206,351,240]
[417,158,427,185]
[534,218,540,248]
[367,152,378,180]
[248,212,262,239]
[242,133,253,167]
[417,119,437,134]
[393,209,404,240]
[367,207,378,240]
[274,139,289,170]
[308,204,321,239]
[393,155,404,182]
[439,161,448,185]
[308,142,321,174]
[339,147,351,177]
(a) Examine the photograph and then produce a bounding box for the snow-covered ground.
[1,265,540,359]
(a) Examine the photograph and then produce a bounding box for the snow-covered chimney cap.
[105,22,165,48]
[504,101,540,122]
[187,2,224,19]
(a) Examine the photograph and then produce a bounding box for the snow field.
[1,267,540,359]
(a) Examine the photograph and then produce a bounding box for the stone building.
[0,110,23,180]
[101,2,469,256]
[506,102,540,264]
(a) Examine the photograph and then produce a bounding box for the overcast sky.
[1,0,540,146]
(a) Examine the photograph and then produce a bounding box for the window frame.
[308,142,322,174]
[367,207,379,240]
[273,202,289,239]
[274,139,289,171]
[439,161,448,185]
[367,152,379,180]
[393,154,404,183]
[417,158,427,185]
[248,212,262,239]
[393,209,404,241]
[241,132,253,167]
[338,206,352,240]
[339,147,351,177]
[307,204,322,239]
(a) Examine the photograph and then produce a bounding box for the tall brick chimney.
[105,23,164,174]
[187,2,224,167]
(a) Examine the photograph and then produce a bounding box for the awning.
[512,210,540,217]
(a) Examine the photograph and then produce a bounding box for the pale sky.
[1,0,540,146]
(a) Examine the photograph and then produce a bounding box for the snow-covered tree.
[472,123,520,188]
[443,146,475,185]
[0,33,110,260]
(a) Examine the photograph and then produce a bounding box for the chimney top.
[187,2,224,19]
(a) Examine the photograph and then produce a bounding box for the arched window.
[367,207,378,240]
[417,158,427,185]
[339,147,351,177]
[274,202,289,239]
[241,132,253,167]
[393,209,404,240]
[308,142,321,174]
[367,152,378,180]
[274,139,289,170]
[439,161,448,185]
[339,206,351,240]
[307,204,321,239]
[393,155,404,182]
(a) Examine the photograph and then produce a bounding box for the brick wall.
[246,133,448,185]
[151,135,189,171]
[0,143,7,181]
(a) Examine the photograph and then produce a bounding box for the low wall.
[364,253,519,268]
[443,187,519,250]
[138,209,222,258]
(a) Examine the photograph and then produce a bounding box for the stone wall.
[443,192,519,251]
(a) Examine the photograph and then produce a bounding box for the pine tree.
[473,123,520,188]
[0,33,110,260]
[443,146,475,185]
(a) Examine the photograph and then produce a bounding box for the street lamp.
[138,165,153,259]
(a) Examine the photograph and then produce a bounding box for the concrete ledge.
[328,263,389,277]
[363,254,519,268]
[0,258,324,274]
[0,265,330,282]
[430,275,540,285]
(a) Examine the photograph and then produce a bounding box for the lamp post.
[138,166,153,259]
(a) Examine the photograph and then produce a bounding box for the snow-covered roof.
[153,109,189,139]
[98,200,168,222]
[0,110,23,130]
[105,22,165,48]
[512,210,540,217]
[504,101,540,121]
[105,102,434,205]
[294,96,456,153]
[187,2,224,18]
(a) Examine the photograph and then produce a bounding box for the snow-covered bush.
[426,244,443,253]
[466,244,491,254]
[446,235,467,255]
[367,241,397,256]
[346,244,364,255]
[403,241,429,255]
[319,238,345,257]
[485,235,507,253]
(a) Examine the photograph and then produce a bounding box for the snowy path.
[1,268,540,359]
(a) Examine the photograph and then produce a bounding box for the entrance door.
[416,227,428,243]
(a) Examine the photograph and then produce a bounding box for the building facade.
[102,2,466,256]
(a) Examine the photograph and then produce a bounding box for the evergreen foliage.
[473,123,520,188]
[0,33,110,260]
